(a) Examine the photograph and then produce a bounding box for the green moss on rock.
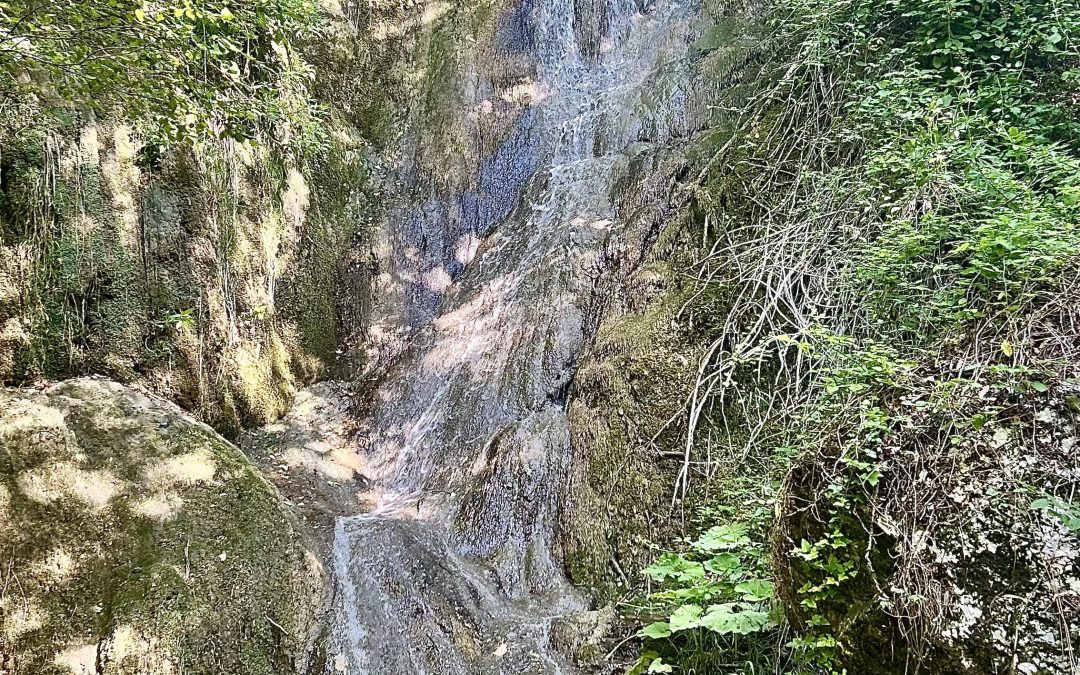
[0,378,325,675]
[562,261,699,598]
[0,115,370,438]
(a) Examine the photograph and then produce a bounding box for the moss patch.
[562,257,701,599]
[0,378,325,675]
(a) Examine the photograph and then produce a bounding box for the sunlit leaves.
[703,552,740,576]
[668,604,704,631]
[640,622,673,639]
[0,0,324,145]
[646,658,673,673]
[698,603,772,636]
[644,553,706,584]
[691,523,751,552]
[636,519,778,670]
[639,600,775,639]
[734,578,775,602]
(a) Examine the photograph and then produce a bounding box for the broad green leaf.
[647,658,673,673]
[668,604,703,632]
[734,578,775,602]
[639,622,672,639]
[644,553,705,583]
[628,652,661,675]
[692,523,750,552]
[699,603,773,636]
[704,552,740,576]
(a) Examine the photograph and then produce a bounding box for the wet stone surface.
[319,0,707,672]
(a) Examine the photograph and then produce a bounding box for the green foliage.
[161,308,196,332]
[856,121,1080,338]
[818,0,1080,340]
[1031,495,1080,532]
[662,0,1080,671]
[772,332,914,672]
[0,0,324,145]
[775,331,1075,672]
[631,493,787,674]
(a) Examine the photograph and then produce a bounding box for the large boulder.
[776,379,1080,675]
[0,378,325,675]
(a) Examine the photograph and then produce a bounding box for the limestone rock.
[0,378,325,675]
[777,387,1080,674]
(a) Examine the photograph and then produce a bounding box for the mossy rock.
[0,378,326,675]
[560,262,698,597]
[775,386,1080,675]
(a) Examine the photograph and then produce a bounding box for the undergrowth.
[631,0,1080,672]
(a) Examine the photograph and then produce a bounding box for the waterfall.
[327,1,699,672]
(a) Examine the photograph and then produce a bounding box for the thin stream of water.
[326,1,698,672]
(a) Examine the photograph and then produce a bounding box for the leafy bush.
[0,0,324,144]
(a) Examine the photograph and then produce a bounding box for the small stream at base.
[327,1,700,672]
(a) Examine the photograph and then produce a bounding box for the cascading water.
[327,1,699,672]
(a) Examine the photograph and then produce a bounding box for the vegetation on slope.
[631,0,1080,672]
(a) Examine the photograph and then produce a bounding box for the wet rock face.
[325,0,706,672]
[242,382,367,553]
[0,379,324,675]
